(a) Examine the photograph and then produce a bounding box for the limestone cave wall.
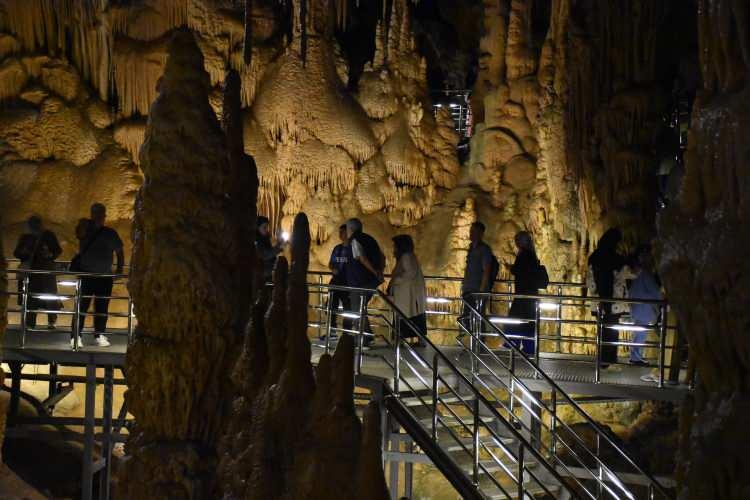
[656,1,750,498]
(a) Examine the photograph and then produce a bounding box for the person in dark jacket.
[587,228,626,367]
[325,224,352,338]
[508,231,541,354]
[13,215,62,330]
[346,218,385,348]
[256,216,285,283]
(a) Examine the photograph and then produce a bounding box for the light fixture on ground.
[426,297,450,304]
[340,312,360,319]
[489,317,532,325]
[609,324,651,332]
[58,280,78,287]
[538,302,560,311]
[34,294,70,301]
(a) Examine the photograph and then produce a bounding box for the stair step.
[439,435,515,454]
[399,392,476,407]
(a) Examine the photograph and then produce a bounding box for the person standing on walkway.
[72,203,124,348]
[387,234,427,347]
[325,224,352,338]
[346,218,385,348]
[461,222,495,316]
[13,215,62,330]
[627,245,663,365]
[508,231,545,355]
[587,228,626,368]
[256,216,285,283]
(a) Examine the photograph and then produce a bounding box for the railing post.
[356,293,366,375]
[595,301,604,383]
[517,443,525,500]
[20,274,29,348]
[550,390,557,456]
[73,276,82,351]
[126,293,133,344]
[394,316,401,394]
[658,304,668,388]
[595,432,604,499]
[431,355,439,442]
[556,284,563,354]
[472,397,480,486]
[533,300,541,370]
[317,274,323,340]
[325,289,334,355]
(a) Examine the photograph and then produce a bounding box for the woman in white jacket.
[387,235,427,346]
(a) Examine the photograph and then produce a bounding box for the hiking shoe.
[95,335,111,347]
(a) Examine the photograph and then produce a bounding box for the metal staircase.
[334,289,674,499]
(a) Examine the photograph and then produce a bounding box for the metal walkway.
[2,265,685,499]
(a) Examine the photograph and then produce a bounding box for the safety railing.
[4,266,133,351]
[375,289,580,499]
[458,298,674,499]
[472,290,681,388]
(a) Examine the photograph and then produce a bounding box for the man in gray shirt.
[462,221,493,315]
[73,203,124,348]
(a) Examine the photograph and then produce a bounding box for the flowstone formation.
[467,0,583,279]
[119,30,254,498]
[657,2,750,498]
[218,213,389,500]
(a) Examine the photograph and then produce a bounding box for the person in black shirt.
[256,216,285,283]
[508,231,541,354]
[587,228,626,367]
[326,224,352,338]
[13,215,62,329]
[346,218,385,348]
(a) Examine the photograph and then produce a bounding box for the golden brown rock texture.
[566,0,673,244]
[119,30,254,499]
[657,2,750,498]
[217,212,388,500]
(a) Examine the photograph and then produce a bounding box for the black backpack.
[352,232,385,283]
[488,252,500,289]
[535,262,550,289]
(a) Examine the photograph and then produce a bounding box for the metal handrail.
[460,298,674,499]
[372,290,582,499]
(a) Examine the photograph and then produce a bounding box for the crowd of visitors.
[13,206,667,368]
[13,203,124,348]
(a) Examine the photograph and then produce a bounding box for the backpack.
[488,252,500,289]
[535,262,549,290]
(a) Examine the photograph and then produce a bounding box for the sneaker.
[640,373,659,383]
[70,337,84,349]
[629,360,649,366]
[95,335,111,347]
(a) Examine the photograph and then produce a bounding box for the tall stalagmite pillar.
[119,30,254,498]
[657,2,750,498]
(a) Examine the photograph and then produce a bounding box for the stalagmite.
[118,29,253,498]
[657,2,750,498]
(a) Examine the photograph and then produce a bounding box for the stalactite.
[300,0,308,66]
[244,0,253,65]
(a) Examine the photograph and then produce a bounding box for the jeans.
[600,311,619,364]
[349,291,373,345]
[26,296,60,329]
[328,289,352,332]
[74,277,113,338]
[630,330,648,362]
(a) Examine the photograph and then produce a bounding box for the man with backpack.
[461,222,497,319]
[345,218,385,348]
[71,203,124,348]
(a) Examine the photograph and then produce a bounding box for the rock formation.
[218,214,388,500]
[657,1,750,498]
[119,30,254,498]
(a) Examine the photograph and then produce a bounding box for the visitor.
[13,215,62,330]
[461,221,495,319]
[256,216,285,283]
[507,231,545,355]
[627,245,663,366]
[587,228,626,368]
[72,203,124,348]
[325,224,352,339]
[345,218,385,348]
[387,234,427,347]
